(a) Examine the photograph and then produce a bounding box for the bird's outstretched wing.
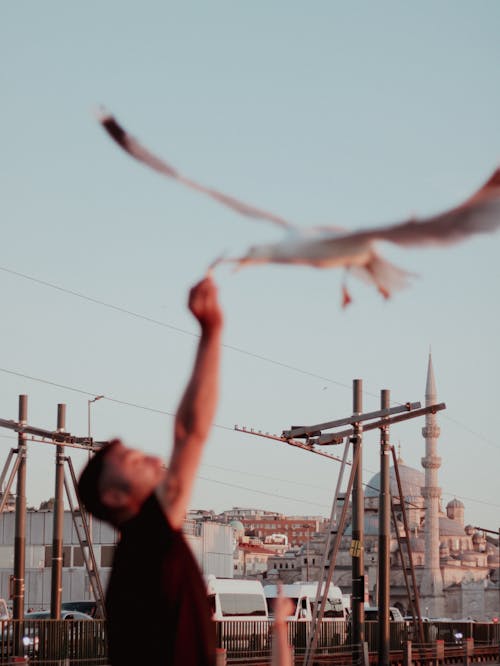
[99,110,294,230]
[333,167,500,248]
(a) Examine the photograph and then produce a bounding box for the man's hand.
[188,276,223,332]
[162,274,223,530]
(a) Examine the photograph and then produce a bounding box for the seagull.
[99,110,500,305]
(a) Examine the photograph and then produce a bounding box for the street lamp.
[86,394,103,598]
[87,395,104,440]
[303,524,311,582]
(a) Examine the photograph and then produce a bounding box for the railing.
[215,620,500,664]
[0,618,497,664]
[0,619,107,665]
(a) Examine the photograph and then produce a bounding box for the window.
[73,546,84,567]
[219,594,267,616]
[101,545,115,567]
[44,546,71,567]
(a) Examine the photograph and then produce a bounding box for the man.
[78,275,222,666]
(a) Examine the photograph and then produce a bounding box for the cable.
[0,365,498,511]
[202,463,329,490]
[197,475,330,509]
[0,264,351,391]
[1,263,497,451]
[0,366,233,431]
[1,264,497,451]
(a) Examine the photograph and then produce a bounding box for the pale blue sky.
[1,2,499,529]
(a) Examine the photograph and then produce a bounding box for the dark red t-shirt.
[106,493,216,665]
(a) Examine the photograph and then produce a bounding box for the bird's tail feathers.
[351,253,415,298]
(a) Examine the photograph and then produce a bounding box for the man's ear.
[101,486,129,510]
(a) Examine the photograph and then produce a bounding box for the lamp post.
[87,395,104,440]
[86,395,103,598]
[303,524,311,582]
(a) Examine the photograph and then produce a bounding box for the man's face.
[100,442,165,513]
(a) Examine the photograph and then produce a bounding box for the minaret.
[420,353,445,617]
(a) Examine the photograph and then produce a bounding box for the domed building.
[269,355,499,621]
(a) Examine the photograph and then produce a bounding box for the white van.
[0,599,9,620]
[364,605,405,622]
[206,576,268,621]
[265,582,346,621]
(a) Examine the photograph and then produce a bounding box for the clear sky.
[1,2,499,531]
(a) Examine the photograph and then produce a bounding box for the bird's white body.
[99,110,500,303]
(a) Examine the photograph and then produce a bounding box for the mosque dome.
[344,514,382,537]
[365,463,424,499]
[446,498,464,509]
[229,520,245,536]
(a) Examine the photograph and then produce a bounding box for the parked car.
[61,600,101,618]
[24,611,94,620]
[22,610,96,658]
[0,610,96,660]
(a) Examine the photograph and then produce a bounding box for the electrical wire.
[0,263,497,451]
[0,365,498,511]
[197,475,329,509]
[0,265,351,391]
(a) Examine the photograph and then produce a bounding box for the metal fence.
[0,620,107,665]
[0,618,498,664]
[215,620,500,661]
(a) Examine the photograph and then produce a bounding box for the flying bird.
[99,110,500,305]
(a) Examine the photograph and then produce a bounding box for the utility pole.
[13,395,27,621]
[0,402,107,619]
[378,389,391,666]
[86,395,103,597]
[304,525,310,582]
[351,379,365,661]
[235,390,446,666]
[51,404,66,619]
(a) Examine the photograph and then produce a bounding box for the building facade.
[0,510,234,610]
[265,356,500,621]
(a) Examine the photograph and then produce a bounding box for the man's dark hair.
[77,439,121,523]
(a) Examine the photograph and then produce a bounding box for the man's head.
[77,439,165,526]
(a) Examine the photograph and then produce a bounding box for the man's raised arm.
[159,276,223,529]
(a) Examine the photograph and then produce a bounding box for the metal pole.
[351,379,365,657]
[51,403,66,619]
[86,397,103,595]
[304,525,311,583]
[378,389,391,666]
[87,396,104,442]
[13,394,27,620]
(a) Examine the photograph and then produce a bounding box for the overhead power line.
[1,263,497,452]
[197,475,330,509]
[0,264,351,391]
[0,365,498,510]
[0,264,497,450]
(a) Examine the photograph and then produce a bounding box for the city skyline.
[1,2,499,530]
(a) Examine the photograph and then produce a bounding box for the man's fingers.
[188,275,223,329]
